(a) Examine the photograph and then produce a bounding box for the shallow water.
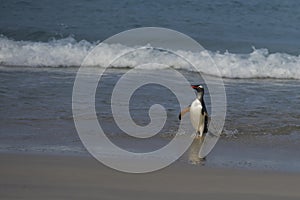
[0,67,299,172]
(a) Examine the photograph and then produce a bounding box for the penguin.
[179,85,208,138]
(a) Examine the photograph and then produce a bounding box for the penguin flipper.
[204,112,210,133]
[204,115,208,133]
[179,106,190,120]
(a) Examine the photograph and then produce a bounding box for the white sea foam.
[0,36,95,67]
[0,36,300,79]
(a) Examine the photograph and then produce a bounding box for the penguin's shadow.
[188,137,205,165]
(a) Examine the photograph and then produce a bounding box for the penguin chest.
[190,100,205,133]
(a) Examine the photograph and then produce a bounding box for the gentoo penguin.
[179,85,208,138]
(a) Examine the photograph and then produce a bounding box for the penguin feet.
[196,131,205,139]
[191,132,200,139]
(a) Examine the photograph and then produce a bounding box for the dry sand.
[1,153,300,200]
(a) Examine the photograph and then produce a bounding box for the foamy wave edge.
[0,36,300,79]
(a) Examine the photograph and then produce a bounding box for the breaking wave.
[0,36,299,79]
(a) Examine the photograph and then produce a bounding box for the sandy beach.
[1,153,300,200]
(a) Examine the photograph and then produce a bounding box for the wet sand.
[1,153,300,200]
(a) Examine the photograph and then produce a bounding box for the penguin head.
[191,84,204,94]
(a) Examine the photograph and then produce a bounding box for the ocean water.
[1,0,300,172]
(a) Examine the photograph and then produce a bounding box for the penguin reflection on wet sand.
[179,85,209,162]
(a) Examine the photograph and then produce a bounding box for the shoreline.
[1,133,300,174]
[1,152,300,199]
